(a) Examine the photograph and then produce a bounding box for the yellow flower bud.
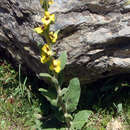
[34,25,46,34]
[49,31,58,43]
[41,53,50,64]
[49,59,61,73]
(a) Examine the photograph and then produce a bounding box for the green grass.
[0,57,130,130]
[0,58,44,130]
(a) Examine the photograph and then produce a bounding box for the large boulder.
[0,0,130,84]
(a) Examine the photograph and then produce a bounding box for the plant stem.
[54,75,71,130]
[58,88,71,128]
[44,0,49,11]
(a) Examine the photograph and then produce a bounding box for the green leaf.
[39,73,52,79]
[60,88,68,96]
[55,30,60,35]
[37,41,43,48]
[39,87,57,107]
[71,110,92,130]
[58,71,64,86]
[39,87,57,99]
[64,78,80,113]
[59,52,67,71]
[39,88,48,93]
[39,73,58,85]
[54,109,65,123]
[117,103,123,113]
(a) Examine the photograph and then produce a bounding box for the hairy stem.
[58,87,71,128]
[54,75,71,130]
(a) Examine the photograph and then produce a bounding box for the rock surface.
[0,0,130,84]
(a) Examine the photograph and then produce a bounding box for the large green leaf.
[71,110,92,130]
[64,78,80,113]
[59,52,67,71]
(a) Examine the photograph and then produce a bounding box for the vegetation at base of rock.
[34,1,91,129]
[0,58,44,129]
[0,56,130,129]
[0,0,130,129]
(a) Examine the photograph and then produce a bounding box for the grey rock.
[0,0,130,84]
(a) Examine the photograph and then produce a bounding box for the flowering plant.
[34,0,92,129]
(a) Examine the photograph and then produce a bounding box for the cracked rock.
[0,0,130,84]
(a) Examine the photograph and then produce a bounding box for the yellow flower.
[49,31,58,43]
[41,53,50,64]
[48,0,54,5]
[42,11,55,26]
[34,25,46,34]
[44,11,50,16]
[40,44,52,64]
[49,59,61,73]
[41,44,52,56]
